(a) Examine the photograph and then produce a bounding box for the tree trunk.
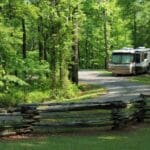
[70,7,79,85]
[85,38,88,69]
[71,27,79,85]
[103,8,109,69]
[133,11,137,48]
[43,37,47,61]
[50,0,58,90]
[59,48,63,87]
[51,51,56,89]
[8,0,12,20]
[22,18,27,59]
[38,17,44,60]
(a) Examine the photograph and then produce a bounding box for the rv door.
[135,53,141,63]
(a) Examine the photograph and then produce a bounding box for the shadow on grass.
[1,124,150,150]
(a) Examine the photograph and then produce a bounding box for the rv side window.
[135,54,140,63]
[144,53,147,59]
[141,53,147,61]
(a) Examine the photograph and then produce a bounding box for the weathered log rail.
[0,93,150,136]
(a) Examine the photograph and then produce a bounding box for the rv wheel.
[113,73,118,76]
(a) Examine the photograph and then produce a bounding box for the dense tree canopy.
[0,0,149,105]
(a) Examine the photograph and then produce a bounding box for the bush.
[49,80,79,100]
[0,91,26,107]
[26,91,49,103]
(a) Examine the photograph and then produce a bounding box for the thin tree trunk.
[103,8,109,69]
[59,45,63,87]
[51,45,56,90]
[133,11,137,48]
[8,0,12,20]
[22,18,27,59]
[38,17,44,60]
[85,39,88,69]
[50,0,57,90]
[70,5,79,85]
[43,38,47,60]
[85,30,89,69]
[71,22,79,85]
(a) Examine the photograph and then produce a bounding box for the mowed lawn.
[129,74,150,85]
[0,126,150,150]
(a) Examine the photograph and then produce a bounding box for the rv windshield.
[112,53,134,64]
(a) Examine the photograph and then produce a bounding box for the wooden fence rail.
[0,93,150,136]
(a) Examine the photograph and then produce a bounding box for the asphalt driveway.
[79,70,150,102]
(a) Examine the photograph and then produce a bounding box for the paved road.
[79,70,150,102]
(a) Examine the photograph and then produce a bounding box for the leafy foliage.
[0,0,149,106]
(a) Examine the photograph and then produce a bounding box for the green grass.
[129,74,150,85]
[26,83,107,104]
[99,70,112,76]
[0,126,150,150]
[49,83,107,103]
[0,83,107,106]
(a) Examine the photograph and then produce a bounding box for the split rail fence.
[0,93,150,136]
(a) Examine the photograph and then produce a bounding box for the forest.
[0,0,150,106]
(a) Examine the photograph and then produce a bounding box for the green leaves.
[117,0,150,47]
[3,75,28,86]
[0,0,149,106]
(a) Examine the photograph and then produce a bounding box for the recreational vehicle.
[108,47,150,75]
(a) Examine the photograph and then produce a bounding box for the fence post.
[111,101,126,129]
[137,94,147,122]
[112,108,119,129]
[20,105,38,134]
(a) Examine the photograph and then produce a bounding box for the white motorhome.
[108,47,150,75]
